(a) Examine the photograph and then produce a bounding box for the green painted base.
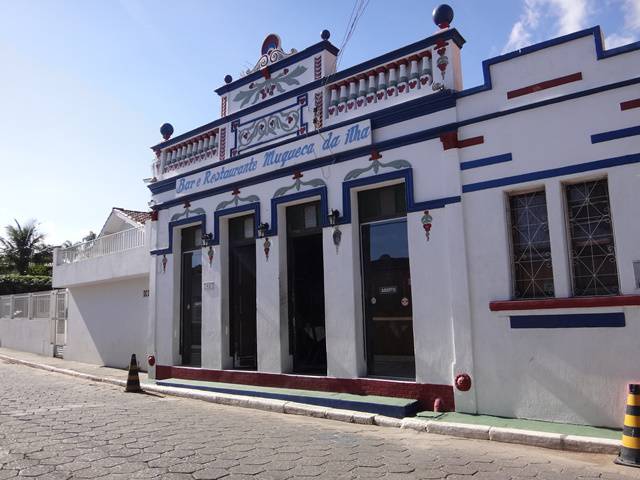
[416,411,621,440]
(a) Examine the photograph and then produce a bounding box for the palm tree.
[0,219,47,275]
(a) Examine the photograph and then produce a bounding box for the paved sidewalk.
[0,348,622,456]
[0,347,148,384]
[1,359,638,480]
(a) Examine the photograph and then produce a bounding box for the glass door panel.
[180,247,202,367]
[229,215,257,370]
[361,218,415,379]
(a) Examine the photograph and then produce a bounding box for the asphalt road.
[0,360,636,479]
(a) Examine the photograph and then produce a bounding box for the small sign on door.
[379,286,398,295]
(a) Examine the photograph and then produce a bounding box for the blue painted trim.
[461,153,512,170]
[151,74,640,198]
[155,379,418,418]
[154,26,639,151]
[230,94,308,156]
[457,26,640,99]
[268,187,328,236]
[212,203,261,246]
[150,214,207,256]
[462,152,640,193]
[510,312,625,329]
[327,28,465,85]
[214,41,339,96]
[340,168,460,224]
[154,80,327,151]
[213,28,464,97]
[152,27,465,152]
[591,125,640,144]
[149,91,456,195]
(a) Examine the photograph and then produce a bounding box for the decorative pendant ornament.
[207,246,214,266]
[161,254,167,273]
[263,237,271,260]
[332,226,342,253]
[421,210,433,241]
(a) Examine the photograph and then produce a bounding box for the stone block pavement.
[1,357,639,479]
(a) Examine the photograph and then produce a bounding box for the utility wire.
[314,0,370,179]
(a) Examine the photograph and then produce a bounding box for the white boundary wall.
[0,291,64,356]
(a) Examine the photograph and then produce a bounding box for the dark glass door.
[229,216,257,370]
[180,226,202,367]
[287,202,327,375]
[359,184,415,379]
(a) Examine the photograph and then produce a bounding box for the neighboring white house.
[52,208,150,369]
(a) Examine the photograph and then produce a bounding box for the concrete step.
[156,378,419,418]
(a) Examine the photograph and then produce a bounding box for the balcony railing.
[56,227,145,265]
[152,129,219,178]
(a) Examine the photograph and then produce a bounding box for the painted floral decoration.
[234,65,307,107]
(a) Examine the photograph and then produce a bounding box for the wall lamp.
[257,222,270,239]
[201,232,213,245]
[327,209,340,226]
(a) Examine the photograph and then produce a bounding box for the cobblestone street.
[0,360,637,479]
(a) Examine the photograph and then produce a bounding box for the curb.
[0,353,620,455]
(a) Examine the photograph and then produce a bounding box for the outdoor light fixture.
[328,209,342,252]
[201,232,213,244]
[148,199,157,207]
[257,222,270,239]
[327,209,340,226]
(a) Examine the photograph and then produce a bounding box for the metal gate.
[51,290,67,358]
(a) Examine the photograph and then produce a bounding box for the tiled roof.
[113,208,151,224]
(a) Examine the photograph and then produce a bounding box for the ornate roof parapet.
[243,34,298,77]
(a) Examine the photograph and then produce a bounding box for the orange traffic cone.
[616,384,640,467]
[125,354,142,393]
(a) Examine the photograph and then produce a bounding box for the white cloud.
[605,32,636,47]
[503,0,592,53]
[622,0,640,31]
[603,0,640,48]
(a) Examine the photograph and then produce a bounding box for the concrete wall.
[0,317,53,356]
[53,243,149,289]
[65,277,149,370]
[457,34,640,427]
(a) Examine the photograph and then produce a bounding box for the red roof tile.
[113,207,151,224]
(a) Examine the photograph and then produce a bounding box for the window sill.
[489,295,640,311]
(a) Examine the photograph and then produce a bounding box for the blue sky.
[0,0,638,245]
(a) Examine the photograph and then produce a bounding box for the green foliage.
[27,263,52,277]
[0,275,52,295]
[0,219,48,275]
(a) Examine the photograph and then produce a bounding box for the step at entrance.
[156,378,419,418]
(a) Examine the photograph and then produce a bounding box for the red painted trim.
[507,72,583,99]
[490,295,640,311]
[439,131,458,150]
[155,366,455,412]
[457,135,484,148]
[621,98,640,111]
[439,131,484,150]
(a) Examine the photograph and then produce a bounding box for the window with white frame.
[508,190,555,298]
[565,179,619,296]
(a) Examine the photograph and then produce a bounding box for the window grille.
[566,179,619,296]
[509,190,555,298]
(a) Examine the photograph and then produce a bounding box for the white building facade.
[53,208,150,369]
[145,10,640,428]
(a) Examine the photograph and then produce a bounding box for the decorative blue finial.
[160,123,174,140]
[321,29,330,41]
[432,4,454,29]
[224,74,233,84]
